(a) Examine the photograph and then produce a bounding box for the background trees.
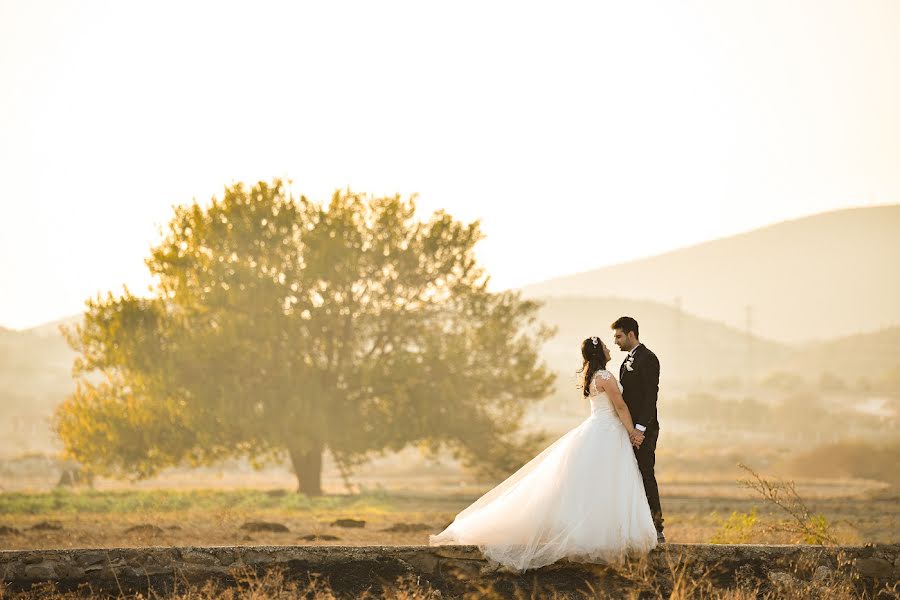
[55,179,555,494]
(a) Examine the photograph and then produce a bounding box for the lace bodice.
[588,370,623,417]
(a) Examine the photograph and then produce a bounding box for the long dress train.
[429,369,657,572]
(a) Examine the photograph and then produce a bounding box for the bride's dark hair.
[578,337,608,398]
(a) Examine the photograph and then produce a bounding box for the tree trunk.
[288,440,324,496]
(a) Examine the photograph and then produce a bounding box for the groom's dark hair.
[611,316,639,338]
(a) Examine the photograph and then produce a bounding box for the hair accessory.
[590,336,599,346]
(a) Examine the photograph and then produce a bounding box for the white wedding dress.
[429,369,658,572]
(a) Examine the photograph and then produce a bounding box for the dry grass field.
[1,476,896,552]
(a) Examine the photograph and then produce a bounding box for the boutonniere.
[624,356,635,372]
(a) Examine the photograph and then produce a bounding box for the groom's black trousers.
[634,428,664,533]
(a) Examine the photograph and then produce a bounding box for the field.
[1,476,896,552]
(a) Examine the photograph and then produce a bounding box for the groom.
[612,316,665,543]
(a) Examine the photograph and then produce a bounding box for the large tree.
[55,179,556,494]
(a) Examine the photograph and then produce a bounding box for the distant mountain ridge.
[521,205,900,343]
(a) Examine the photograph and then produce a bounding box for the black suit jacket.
[619,344,660,431]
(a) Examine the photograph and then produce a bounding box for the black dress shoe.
[657,532,666,543]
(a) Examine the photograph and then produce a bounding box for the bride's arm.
[599,374,636,435]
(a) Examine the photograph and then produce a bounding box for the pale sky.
[1,0,898,330]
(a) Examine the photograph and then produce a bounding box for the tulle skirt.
[429,410,658,572]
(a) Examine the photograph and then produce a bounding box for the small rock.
[265,489,288,497]
[76,551,107,566]
[23,554,44,565]
[813,565,832,583]
[23,565,56,580]
[382,522,433,533]
[30,520,63,531]
[300,534,341,541]
[181,549,219,565]
[54,563,85,579]
[167,524,182,530]
[242,550,273,564]
[768,571,796,586]
[240,521,290,533]
[854,557,894,579]
[124,524,165,535]
[331,518,365,528]
[126,554,147,568]
[0,525,20,535]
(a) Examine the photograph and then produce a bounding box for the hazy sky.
[1,0,898,330]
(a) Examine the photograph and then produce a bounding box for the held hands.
[629,429,645,448]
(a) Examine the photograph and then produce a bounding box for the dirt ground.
[1,480,896,551]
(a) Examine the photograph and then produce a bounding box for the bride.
[429,336,658,572]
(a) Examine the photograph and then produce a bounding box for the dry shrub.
[738,463,839,544]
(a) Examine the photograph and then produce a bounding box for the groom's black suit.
[619,343,664,534]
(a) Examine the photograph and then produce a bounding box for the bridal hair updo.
[579,336,609,398]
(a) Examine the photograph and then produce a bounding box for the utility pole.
[745,305,754,388]
[673,296,682,364]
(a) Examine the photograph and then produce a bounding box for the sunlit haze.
[2,0,898,329]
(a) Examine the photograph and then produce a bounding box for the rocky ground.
[1,543,899,599]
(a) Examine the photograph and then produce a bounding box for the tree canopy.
[55,179,556,494]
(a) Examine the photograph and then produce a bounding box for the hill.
[782,325,900,381]
[521,205,900,343]
[0,321,77,457]
[536,296,789,390]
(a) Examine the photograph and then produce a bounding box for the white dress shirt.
[628,343,647,433]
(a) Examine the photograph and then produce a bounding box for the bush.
[710,507,758,544]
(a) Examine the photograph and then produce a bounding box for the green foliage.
[709,507,757,544]
[800,513,834,545]
[54,179,556,493]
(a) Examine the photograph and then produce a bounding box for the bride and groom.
[429,316,664,572]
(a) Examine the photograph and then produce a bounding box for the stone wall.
[1,544,898,598]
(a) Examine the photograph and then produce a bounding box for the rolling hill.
[782,325,900,381]
[536,296,790,389]
[0,321,77,457]
[521,205,900,344]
